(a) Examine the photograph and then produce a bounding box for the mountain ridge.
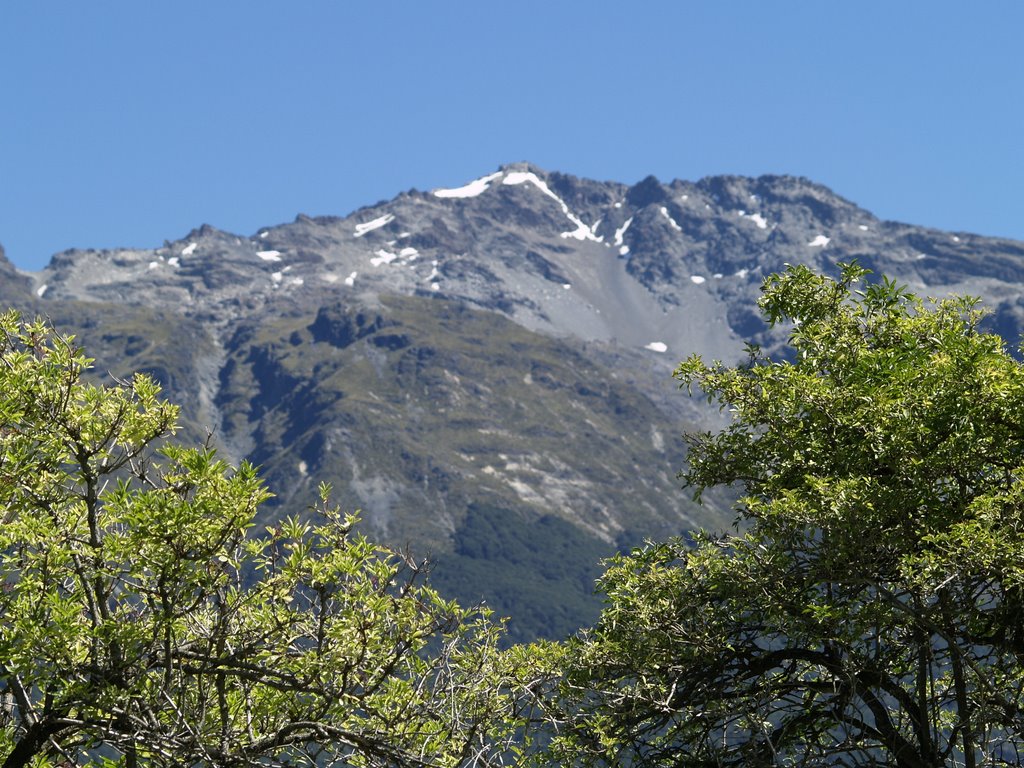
[6,163,1024,641]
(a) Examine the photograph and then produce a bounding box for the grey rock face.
[34,164,1024,361]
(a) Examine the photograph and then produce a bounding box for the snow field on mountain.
[353,213,395,237]
[737,210,769,229]
[614,217,632,256]
[433,171,503,199]
[502,171,604,243]
[371,250,399,267]
[659,207,683,232]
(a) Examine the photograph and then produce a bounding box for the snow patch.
[952,235,961,242]
[859,224,870,231]
[808,235,831,247]
[298,460,308,476]
[502,171,603,242]
[651,427,665,451]
[259,231,269,239]
[433,171,503,199]
[36,284,47,298]
[344,271,357,286]
[181,242,198,256]
[659,207,684,231]
[271,271,283,283]
[503,171,553,193]
[614,217,633,246]
[257,250,282,262]
[613,201,622,209]
[562,220,599,241]
[148,261,159,270]
[619,246,630,256]
[690,275,706,285]
[371,249,399,267]
[399,247,419,259]
[168,257,180,268]
[353,213,395,237]
[738,211,768,229]
[562,284,571,290]
[736,268,750,278]
[431,282,441,291]
[645,342,668,353]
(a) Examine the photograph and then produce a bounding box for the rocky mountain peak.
[0,242,33,303]
[24,164,1024,362]
[8,164,1024,641]
[626,174,667,207]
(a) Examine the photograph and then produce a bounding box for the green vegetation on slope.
[214,294,718,640]
[432,503,612,645]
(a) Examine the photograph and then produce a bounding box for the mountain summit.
[8,165,1024,640]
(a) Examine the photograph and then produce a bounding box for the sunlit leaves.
[540,265,1024,766]
[0,311,524,768]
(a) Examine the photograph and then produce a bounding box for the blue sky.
[3,2,1022,271]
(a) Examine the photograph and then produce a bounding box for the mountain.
[7,163,1024,641]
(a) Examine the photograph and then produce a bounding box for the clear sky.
[3,2,1022,271]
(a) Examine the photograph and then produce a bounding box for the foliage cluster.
[540,264,1024,767]
[0,311,525,768]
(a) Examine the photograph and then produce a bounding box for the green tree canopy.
[541,264,1024,767]
[0,311,523,767]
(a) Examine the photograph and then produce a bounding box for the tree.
[540,264,1024,766]
[0,310,524,768]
